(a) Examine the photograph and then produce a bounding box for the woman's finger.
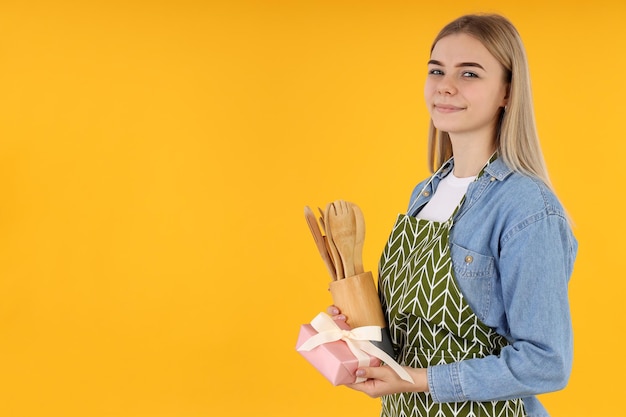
[326,305,346,321]
[356,366,391,381]
[326,305,340,315]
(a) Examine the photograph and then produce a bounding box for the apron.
[378,160,526,417]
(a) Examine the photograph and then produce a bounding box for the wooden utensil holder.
[328,271,395,358]
[329,271,386,328]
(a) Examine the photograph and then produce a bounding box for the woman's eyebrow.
[427,59,485,70]
[457,62,485,70]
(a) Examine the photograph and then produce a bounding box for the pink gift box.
[296,319,381,386]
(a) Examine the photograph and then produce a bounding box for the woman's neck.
[449,135,497,178]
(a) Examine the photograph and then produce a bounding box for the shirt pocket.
[450,243,495,323]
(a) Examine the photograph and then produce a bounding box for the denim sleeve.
[428,213,577,403]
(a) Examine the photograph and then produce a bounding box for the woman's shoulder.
[483,158,566,218]
[496,171,565,218]
[486,169,577,265]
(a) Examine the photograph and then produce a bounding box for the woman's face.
[424,33,509,141]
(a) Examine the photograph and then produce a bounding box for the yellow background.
[0,1,623,416]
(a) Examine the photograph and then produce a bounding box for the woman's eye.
[462,71,479,78]
[428,69,444,76]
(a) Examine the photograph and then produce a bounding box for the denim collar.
[484,157,514,181]
[434,156,514,181]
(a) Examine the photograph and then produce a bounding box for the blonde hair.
[427,14,553,192]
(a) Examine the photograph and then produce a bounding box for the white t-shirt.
[416,172,476,222]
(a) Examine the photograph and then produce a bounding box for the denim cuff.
[428,363,466,403]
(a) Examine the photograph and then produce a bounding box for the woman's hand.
[327,306,429,397]
[346,366,429,398]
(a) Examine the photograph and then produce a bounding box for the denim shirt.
[406,158,577,417]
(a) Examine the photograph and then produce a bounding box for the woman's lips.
[434,104,464,113]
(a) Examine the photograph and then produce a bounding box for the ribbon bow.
[297,312,414,384]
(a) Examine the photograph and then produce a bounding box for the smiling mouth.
[434,104,464,113]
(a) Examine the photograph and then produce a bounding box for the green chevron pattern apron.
[378,164,526,417]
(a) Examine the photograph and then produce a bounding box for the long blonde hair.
[427,14,553,192]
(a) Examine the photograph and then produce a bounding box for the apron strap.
[409,152,498,220]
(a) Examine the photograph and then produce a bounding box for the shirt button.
[490,177,496,182]
[423,191,430,197]
[464,255,473,264]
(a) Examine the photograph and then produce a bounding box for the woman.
[330,14,577,417]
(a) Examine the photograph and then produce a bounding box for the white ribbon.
[297,312,414,384]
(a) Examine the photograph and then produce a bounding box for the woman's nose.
[437,77,456,95]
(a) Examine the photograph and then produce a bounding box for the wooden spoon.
[328,200,356,278]
[350,202,365,275]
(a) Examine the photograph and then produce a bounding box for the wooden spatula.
[325,203,344,279]
[328,200,356,278]
[350,203,365,275]
[304,206,336,280]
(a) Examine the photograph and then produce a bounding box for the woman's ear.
[501,83,510,107]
